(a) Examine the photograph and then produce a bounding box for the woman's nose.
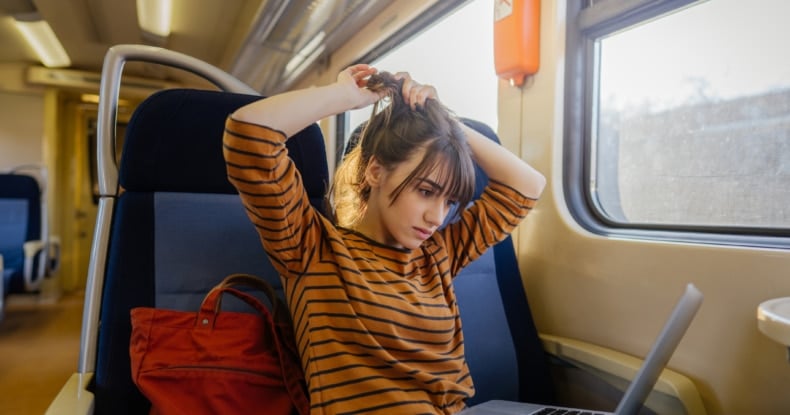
[425,200,446,227]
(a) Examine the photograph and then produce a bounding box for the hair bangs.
[432,141,476,214]
[391,137,476,221]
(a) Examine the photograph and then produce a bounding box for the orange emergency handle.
[494,0,540,86]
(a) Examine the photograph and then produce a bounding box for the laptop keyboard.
[533,408,606,415]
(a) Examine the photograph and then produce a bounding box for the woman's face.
[361,148,456,250]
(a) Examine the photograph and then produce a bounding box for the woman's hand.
[394,72,439,110]
[338,64,384,110]
[232,64,383,137]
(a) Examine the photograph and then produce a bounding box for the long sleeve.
[223,116,321,277]
[439,180,538,276]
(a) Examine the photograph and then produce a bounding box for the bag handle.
[214,273,291,325]
[197,273,310,415]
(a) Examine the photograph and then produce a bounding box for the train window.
[342,0,497,156]
[566,0,790,246]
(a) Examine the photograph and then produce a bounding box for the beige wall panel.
[513,2,790,414]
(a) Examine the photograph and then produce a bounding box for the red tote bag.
[130,274,309,415]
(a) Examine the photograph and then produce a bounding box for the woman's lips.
[414,227,432,240]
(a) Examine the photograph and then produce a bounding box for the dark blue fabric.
[494,234,555,404]
[119,89,329,205]
[94,192,154,415]
[0,175,40,240]
[455,248,520,404]
[454,118,555,404]
[2,269,12,295]
[93,89,330,414]
[0,200,28,282]
[153,192,283,311]
[0,174,41,296]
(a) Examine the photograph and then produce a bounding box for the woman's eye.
[419,188,433,196]
[446,199,458,207]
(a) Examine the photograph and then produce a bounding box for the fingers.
[337,64,386,110]
[340,64,377,87]
[352,65,378,87]
[408,86,438,110]
[393,72,438,110]
[341,67,438,110]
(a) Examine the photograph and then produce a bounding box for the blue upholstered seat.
[0,171,54,318]
[90,88,329,414]
[452,119,554,406]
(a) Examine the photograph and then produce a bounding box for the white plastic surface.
[757,297,790,346]
[44,372,95,415]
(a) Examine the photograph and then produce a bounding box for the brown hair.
[329,72,476,228]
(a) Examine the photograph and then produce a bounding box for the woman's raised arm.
[460,123,546,199]
[231,64,383,137]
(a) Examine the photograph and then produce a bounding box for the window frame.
[563,0,790,249]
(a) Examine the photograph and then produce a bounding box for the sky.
[600,0,790,111]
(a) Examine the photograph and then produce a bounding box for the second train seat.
[0,169,57,320]
[0,173,42,297]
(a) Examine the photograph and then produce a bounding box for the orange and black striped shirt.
[223,117,536,415]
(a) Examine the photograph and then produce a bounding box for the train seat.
[60,47,327,414]
[451,119,555,406]
[0,168,58,318]
[95,88,331,414]
[0,174,40,295]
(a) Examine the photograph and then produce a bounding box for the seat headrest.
[0,174,40,199]
[0,174,41,241]
[120,89,328,199]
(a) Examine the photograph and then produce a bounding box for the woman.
[223,65,546,414]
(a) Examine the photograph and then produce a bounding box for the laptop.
[463,283,703,415]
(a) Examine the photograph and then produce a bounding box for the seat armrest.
[22,239,47,290]
[45,372,95,415]
[540,333,706,415]
[23,239,45,258]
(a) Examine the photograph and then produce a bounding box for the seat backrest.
[0,173,41,294]
[345,118,556,406]
[451,119,554,406]
[90,88,329,414]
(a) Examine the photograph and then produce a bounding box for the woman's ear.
[364,156,384,187]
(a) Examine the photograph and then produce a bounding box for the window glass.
[346,0,497,145]
[594,0,790,229]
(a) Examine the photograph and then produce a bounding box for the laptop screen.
[614,283,703,414]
